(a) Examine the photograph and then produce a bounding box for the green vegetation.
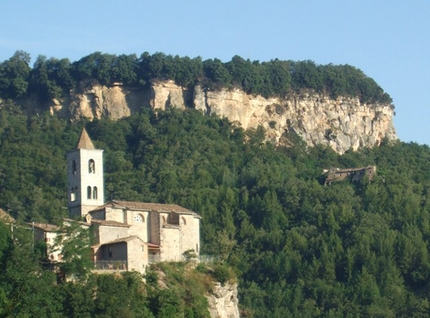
[0,223,226,317]
[1,105,430,316]
[0,51,391,104]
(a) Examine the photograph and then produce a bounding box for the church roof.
[76,128,95,150]
[102,200,197,215]
[91,219,130,228]
[31,222,60,232]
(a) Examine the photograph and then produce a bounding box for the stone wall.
[160,226,181,261]
[103,207,125,223]
[180,214,201,255]
[127,211,150,242]
[98,225,129,243]
[149,212,162,245]
[127,238,147,272]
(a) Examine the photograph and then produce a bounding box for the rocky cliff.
[47,80,397,154]
[206,282,240,318]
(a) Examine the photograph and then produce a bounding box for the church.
[34,128,201,273]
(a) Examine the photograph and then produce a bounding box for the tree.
[53,221,92,280]
[202,58,232,89]
[0,51,31,99]
[0,225,60,317]
[111,54,138,85]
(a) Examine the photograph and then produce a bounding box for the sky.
[0,0,429,145]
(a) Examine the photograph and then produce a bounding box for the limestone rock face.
[206,282,240,318]
[48,80,397,154]
[49,80,146,121]
[150,80,188,110]
[196,85,397,154]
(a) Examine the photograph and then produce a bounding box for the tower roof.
[76,128,95,150]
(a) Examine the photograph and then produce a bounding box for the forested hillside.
[1,103,430,316]
[0,51,391,105]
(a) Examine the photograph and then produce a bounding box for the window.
[181,217,186,225]
[70,187,76,202]
[134,214,144,223]
[72,160,77,175]
[89,159,95,173]
[93,186,98,200]
[87,186,92,199]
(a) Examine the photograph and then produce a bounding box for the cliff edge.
[46,80,397,154]
[206,282,240,318]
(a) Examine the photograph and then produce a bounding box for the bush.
[211,264,232,286]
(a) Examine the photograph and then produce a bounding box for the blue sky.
[0,1,429,145]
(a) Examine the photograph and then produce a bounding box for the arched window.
[181,217,186,225]
[93,186,98,200]
[70,187,76,202]
[89,159,95,173]
[72,160,77,175]
[87,186,92,199]
[162,216,166,225]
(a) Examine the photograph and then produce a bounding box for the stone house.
[32,222,62,262]
[33,128,201,273]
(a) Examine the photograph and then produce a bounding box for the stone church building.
[36,128,201,273]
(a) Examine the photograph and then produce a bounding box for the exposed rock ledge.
[46,80,397,154]
[206,282,240,318]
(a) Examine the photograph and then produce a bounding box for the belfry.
[67,128,104,219]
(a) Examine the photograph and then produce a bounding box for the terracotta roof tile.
[110,200,195,214]
[146,242,160,249]
[89,200,201,218]
[91,219,130,227]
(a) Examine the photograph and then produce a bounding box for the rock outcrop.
[206,282,240,318]
[47,80,397,154]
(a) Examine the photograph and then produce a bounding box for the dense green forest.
[0,51,392,105]
[1,101,430,316]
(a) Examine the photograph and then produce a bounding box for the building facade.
[36,128,201,273]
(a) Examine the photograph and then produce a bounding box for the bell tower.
[67,128,104,219]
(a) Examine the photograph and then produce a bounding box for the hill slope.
[0,107,429,316]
